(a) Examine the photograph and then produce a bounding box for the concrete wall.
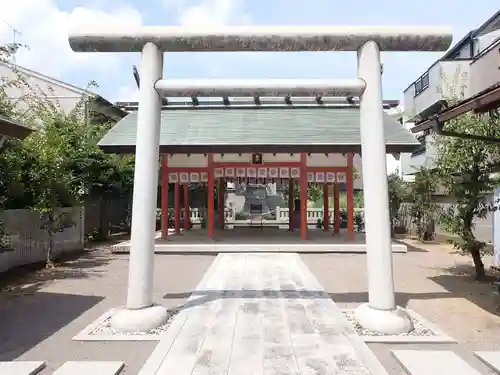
[0,208,85,273]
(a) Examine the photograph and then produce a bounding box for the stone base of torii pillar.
[110,42,169,332]
[352,40,413,334]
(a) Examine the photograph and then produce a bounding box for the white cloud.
[165,0,251,26]
[109,0,253,101]
[115,84,139,102]
[0,0,253,101]
[180,0,250,26]
[0,0,142,82]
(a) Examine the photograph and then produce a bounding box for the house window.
[414,71,430,96]
[421,72,429,89]
[414,80,422,93]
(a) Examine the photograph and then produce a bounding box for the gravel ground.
[89,309,179,337]
[1,238,500,375]
[341,309,435,337]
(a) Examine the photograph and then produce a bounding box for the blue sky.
[2,0,499,103]
[2,0,497,173]
[52,0,500,102]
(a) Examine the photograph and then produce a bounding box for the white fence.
[184,207,362,228]
[0,208,85,273]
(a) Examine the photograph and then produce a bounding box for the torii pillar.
[353,41,412,334]
[109,43,168,332]
[68,25,452,334]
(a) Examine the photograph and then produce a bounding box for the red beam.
[161,156,169,238]
[218,179,226,229]
[165,167,208,172]
[184,184,190,230]
[166,165,349,173]
[207,154,215,239]
[307,167,348,172]
[288,179,294,231]
[300,153,308,240]
[346,153,355,240]
[174,183,181,234]
[212,161,301,168]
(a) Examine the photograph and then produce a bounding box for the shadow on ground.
[0,291,103,360]
[393,239,428,253]
[162,289,455,311]
[0,247,114,360]
[428,264,500,317]
[0,249,112,294]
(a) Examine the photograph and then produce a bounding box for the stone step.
[392,350,481,375]
[474,351,500,374]
[52,361,125,375]
[0,361,45,375]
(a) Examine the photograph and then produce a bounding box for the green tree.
[433,112,500,280]
[22,99,90,266]
[0,44,132,264]
[387,170,405,236]
[408,167,439,242]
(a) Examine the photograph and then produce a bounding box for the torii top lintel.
[68,25,453,53]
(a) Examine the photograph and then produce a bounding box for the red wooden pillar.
[161,156,169,238]
[184,184,190,230]
[347,153,355,240]
[323,183,330,231]
[218,179,225,229]
[288,179,294,231]
[333,183,340,234]
[300,153,308,240]
[174,182,181,234]
[207,154,215,239]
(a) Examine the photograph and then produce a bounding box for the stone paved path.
[139,253,386,375]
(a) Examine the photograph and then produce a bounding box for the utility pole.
[3,20,22,63]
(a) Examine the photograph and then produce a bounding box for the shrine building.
[98,96,419,241]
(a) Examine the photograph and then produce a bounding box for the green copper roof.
[98,106,419,154]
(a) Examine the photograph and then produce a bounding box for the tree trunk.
[471,248,486,280]
[46,231,54,268]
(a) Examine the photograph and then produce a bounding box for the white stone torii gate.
[69,25,452,334]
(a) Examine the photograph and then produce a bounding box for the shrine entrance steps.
[112,229,407,253]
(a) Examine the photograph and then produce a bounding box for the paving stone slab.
[475,351,500,374]
[139,253,388,375]
[52,361,125,375]
[392,350,481,375]
[113,243,408,253]
[0,361,45,375]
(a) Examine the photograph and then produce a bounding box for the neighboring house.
[0,61,126,125]
[398,10,500,244]
[400,9,500,178]
[0,61,128,240]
